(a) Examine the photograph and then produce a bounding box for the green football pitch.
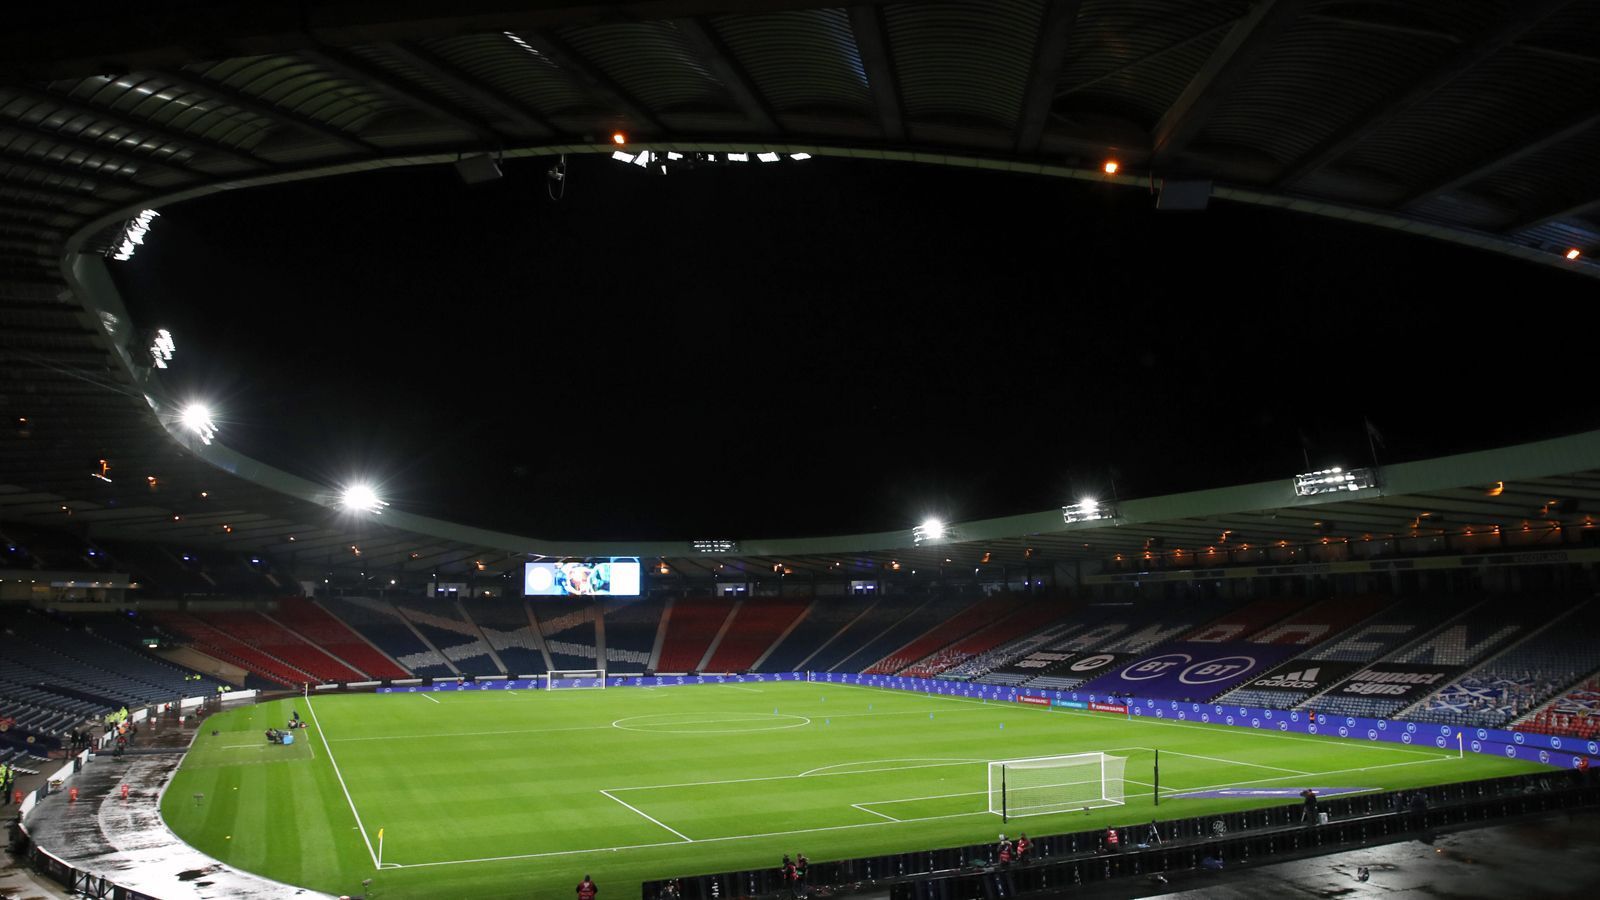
[160,681,1546,900]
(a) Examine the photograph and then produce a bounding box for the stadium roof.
[3,1,1600,582]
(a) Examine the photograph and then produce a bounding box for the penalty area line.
[420,694,441,704]
[600,790,694,843]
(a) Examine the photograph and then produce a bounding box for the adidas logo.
[1254,667,1321,689]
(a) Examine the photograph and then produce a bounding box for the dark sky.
[110,154,1597,541]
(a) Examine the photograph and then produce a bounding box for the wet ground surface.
[1127,809,1600,899]
[19,708,332,900]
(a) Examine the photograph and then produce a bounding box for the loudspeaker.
[453,155,503,185]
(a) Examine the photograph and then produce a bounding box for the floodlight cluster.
[1293,466,1377,497]
[109,209,160,261]
[1062,498,1113,524]
[912,518,946,545]
[340,483,387,515]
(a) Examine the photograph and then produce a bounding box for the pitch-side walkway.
[21,711,335,900]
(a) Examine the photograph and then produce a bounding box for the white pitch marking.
[1158,749,1310,776]
[799,758,986,778]
[421,694,441,704]
[305,697,379,869]
[852,803,899,822]
[599,790,694,842]
[380,753,1456,869]
[609,759,982,793]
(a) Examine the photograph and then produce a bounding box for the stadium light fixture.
[1103,161,1119,175]
[612,132,627,145]
[691,539,738,554]
[1062,498,1114,524]
[108,209,160,261]
[148,329,175,369]
[179,403,217,445]
[790,153,812,161]
[1293,466,1376,496]
[339,483,387,514]
[728,153,750,162]
[757,152,780,162]
[913,518,946,545]
[611,151,636,164]
[1567,248,1581,260]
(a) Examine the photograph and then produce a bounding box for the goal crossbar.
[545,669,606,690]
[988,751,1125,821]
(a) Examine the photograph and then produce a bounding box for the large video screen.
[524,559,641,597]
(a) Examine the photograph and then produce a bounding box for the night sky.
[110,154,1596,541]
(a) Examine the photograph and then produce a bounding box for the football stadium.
[4,3,1600,900]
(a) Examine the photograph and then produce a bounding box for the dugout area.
[144,681,1549,899]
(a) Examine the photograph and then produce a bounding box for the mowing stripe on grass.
[305,697,379,868]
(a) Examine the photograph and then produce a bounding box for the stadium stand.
[830,596,969,674]
[1298,598,1450,662]
[703,597,811,673]
[391,599,503,676]
[1244,596,1392,645]
[1,610,221,710]
[1182,597,1302,642]
[270,597,408,679]
[319,595,449,676]
[756,598,866,673]
[1518,676,1600,740]
[602,598,664,671]
[532,599,602,671]
[149,610,317,688]
[868,594,1025,675]
[1304,600,1528,720]
[161,609,366,683]
[962,619,1085,685]
[458,597,546,675]
[925,599,1070,680]
[800,597,932,672]
[655,596,737,672]
[99,542,215,594]
[1414,599,1600,728]
[1017,599,1239,690]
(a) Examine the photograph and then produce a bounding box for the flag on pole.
[378,828,384,840]
[1363,417,1385,448]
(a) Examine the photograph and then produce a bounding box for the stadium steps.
[263,609,387,681]
[656,596,738,672]
[385,599,464,676]
[1395,599,1593,726]
[868,594,1024,675]
[600,598,662,673]
[454,600,510,675]
[647,599,671,672]
[826,598,952,673]
[704,597,812,672]
[303,598,414,678]
[749,598,816,671]
[521,601,557,672]
[532,599,602,671]
[785,600,881,672]
[152,612,314,688]
[1289,599,1491,713]
[694,599,743,672]
[922,600,1070,679]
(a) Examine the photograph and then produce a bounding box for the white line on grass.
[607,759,986,793]
[799,758,987,777]
[853,803,899,822]
[725,685,764,693]
[1157,749,1310,776]
[383,752,1455,869]
[421,694,441,704]
[305,697,380,869]
[599,790,694,842]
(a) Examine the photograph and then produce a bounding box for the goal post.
[546,669,606,690]
[988,752,1126,821]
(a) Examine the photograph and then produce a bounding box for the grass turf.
[160,681,1546,899]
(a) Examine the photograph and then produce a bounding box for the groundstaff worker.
[577,874,598,900]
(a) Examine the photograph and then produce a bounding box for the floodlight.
[1103,161,1119,175]
[1567,248,1582,260]
[757,152,780,162]
[340,483,387,514]
[179,403,217,445]
[632,151,651,168]
[790,153,812,160]
[1293,466,1376,496]
[612,132,628,145]
[611,151,636,164]
[691,539,738,554]
[913,518,946,545]
[109,209,160,261]
[1062,499,1114,524]
[149,329,175,369]
[728,153,750,162]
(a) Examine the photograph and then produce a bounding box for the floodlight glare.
[757,152,780,162]
[611,151,636,164]
[1062,499,1114,524]
[1294,466,1377,496]
[179,403,217,445]
[790,153,812,160]
[340,483,387,514]
[913,518,946,545]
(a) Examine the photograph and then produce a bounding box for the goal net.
[546,669,606,690]
[988,752,1126,820]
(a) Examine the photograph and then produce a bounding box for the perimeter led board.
[524,559,641,596]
